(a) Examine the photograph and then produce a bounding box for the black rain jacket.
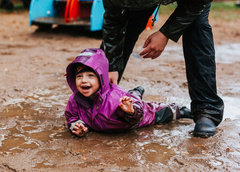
[102,0,212,71]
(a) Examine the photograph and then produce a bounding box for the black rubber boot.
[130,86,145,96]
[193,117,216,138]
[179,106,193,119]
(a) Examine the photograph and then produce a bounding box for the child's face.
[75,71,100,100]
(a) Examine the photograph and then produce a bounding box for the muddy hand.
[119,96,134,115]
[140,31,169,59]
[72,123,88,137]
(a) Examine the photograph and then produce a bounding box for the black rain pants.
[102,3,224,126]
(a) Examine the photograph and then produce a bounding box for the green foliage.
[158,1,240,21]
[211,2,240,21]
[211,1,240,11]
[0,3,26,13]
[14,3,27,10]
[158,1,240,13]
[158,4,176,15]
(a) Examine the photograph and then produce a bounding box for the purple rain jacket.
[65,48,178,133]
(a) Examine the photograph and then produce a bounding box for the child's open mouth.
[82,86,91,90]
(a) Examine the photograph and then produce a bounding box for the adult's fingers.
[139,45,151,56]
[142,37,150,48]
[140,31,168,59]
[142,50,163,59]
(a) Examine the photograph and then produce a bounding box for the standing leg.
[100,0,157,83]
[117,6,156,82]
[182,3,224,137]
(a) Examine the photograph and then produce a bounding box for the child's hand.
[119,96,134,115]
[72,123,88,137]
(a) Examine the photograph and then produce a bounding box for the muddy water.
[1,44,240,171]
[0,90,68,155]
[1,94,240,171]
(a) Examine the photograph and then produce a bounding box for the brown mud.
[0,9,240,171]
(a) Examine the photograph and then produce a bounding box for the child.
[65,48,191,137]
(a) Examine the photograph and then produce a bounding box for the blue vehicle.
[29,0,158,31]
[29,0,105,31]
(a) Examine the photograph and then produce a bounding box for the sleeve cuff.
[69,120,85,131]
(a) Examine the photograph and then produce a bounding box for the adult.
[101,0,224,138]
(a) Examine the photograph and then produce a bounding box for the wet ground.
[1,11,240,171]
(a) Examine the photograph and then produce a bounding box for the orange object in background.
[145,15,153,30]
[64,0,71,22]
[65,0,80,23]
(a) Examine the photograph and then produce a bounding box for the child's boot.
[133,86,145,96]
[179,106,193,119]
[128,86,145,96]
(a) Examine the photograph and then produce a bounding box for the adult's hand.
[140,31,169,59]
[108,71,119,85]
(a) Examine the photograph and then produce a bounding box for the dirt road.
[0,9,240,171]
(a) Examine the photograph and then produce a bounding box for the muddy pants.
[106,3,224,126]
[128,87,181,125]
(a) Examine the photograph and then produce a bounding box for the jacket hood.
[66,48,110,95]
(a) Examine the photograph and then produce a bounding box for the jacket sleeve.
[122,103,144,125]
[68,120,86,131]
[118,92,144,126]
[65,98,89,129]
[102,0,127,72]
[160,0,212,42]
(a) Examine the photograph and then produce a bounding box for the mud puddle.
[1,94,240,171]
[0,87,188,155]
[0,42,240,171]
[1,87,240,171]
[0,92,193,170]
[0,89,68,155]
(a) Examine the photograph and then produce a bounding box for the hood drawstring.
[152,4,160,27]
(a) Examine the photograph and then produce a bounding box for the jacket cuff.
[159,27,180,43]
[124,105,144,124]
[69,120,85,131]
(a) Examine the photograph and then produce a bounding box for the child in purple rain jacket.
[65,48,191,137]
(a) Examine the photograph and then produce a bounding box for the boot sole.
[193,131,215,138]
